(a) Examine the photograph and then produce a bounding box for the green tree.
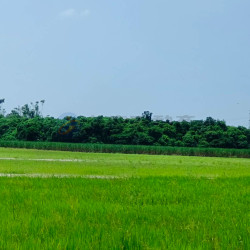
[142,111,152,122]
[0,99,5,116]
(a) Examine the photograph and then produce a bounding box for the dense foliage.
[0,101,249,149]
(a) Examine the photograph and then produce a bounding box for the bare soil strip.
[0,158,97,162]
[0,173,123,179]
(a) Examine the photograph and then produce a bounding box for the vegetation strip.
[1,141,250,158]
[1,103,249,150]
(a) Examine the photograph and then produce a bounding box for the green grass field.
[0,148,249,249]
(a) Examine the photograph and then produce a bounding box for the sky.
[0,0,250,127]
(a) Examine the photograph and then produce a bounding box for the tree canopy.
[0,100,249,149]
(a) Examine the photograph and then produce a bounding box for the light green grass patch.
[0,147,249,178]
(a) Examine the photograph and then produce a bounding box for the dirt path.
[0,173,124,179]
[0,157,98,162]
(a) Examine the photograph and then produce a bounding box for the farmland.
[0,148,249,249]
[1,140,250,158]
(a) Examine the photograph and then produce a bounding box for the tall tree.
[0,98,5,116]
[142,111,152,122]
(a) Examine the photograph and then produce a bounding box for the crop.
[0,140,250,158]
[0,148,249,249]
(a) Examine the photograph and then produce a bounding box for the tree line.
[0,101,249,149]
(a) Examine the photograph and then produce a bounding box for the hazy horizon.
[1,0,250,127]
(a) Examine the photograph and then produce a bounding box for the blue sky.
[1,0,250,127]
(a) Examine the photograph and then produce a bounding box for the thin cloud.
[59,8,90,19]
[80,9,90,17]
[60,9,76,18]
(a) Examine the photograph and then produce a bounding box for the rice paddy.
[0,147,249,249]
